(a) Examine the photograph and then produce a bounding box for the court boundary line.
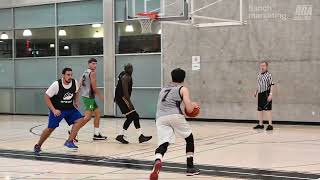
[0,149,319,180]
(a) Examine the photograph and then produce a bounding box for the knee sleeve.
[185,133,194,153]
[155,142,169,156]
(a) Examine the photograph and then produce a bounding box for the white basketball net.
[138,18,154,34]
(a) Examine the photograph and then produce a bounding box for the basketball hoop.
[136,12,159,34]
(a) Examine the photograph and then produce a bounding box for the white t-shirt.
[46,79,79,98]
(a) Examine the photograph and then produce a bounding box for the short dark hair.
[88,58,97,64]
[260,61,269,66]
[124,63,133,72]
[62,67,72,74]
[171,68,186,83]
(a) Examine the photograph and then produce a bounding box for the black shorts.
[115,97,135,115]
[258,90,272,111]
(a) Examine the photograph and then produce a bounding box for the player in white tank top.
[77,58,107,141]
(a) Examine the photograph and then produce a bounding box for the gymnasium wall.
[0,0,80,8]
[162,0,320,122]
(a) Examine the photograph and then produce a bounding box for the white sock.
[137,128,143,136]
[186,154,194,158]
[94,128,100,136]
[155,153,163,161]
[120,129,127,136]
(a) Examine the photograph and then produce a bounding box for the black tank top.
[50,79,76,110]
[115,71,133,99]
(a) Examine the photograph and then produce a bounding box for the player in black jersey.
[114,63,152,144]
[34,68,87,155]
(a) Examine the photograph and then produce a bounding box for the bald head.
[124,63,133,75]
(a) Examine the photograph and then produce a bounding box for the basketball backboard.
[190,0,243,27]
[126,0,189,21]
[125,0,244,28]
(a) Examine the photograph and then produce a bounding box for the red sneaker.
[150,160,162,180]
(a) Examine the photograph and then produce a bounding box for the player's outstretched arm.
[44,82,61,116]
[180,86,198,113]
[74,80,80,109]
[90,71,103,102]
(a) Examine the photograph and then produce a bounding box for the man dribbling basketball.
[150,68,200,180]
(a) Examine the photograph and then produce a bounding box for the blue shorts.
[48,108,83,129]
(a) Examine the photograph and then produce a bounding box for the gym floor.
[0,115,319,180]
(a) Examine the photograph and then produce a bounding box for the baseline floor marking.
[0,149,319,180]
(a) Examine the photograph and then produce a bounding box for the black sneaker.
[253,124,264,129]
[139,134,152,143]
[93,134,107,140]
[266,125,274,131]
[116,135,129,144]
[68,130,79,142]
[186,167,200,176]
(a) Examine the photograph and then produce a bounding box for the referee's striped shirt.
[257,71,274,93]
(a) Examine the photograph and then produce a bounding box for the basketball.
[185,106,200,117]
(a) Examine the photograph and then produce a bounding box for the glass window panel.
[15,88,48,114]
[116,54,161,87]
[57,0,103,25]
[14,4,55,29]
[58,25,103,56]
[15,28,55,58]
[115,0,126,21]
[115,21,161,54]
[0,60,14,87]
[57,56,104,87]
[15,58,56,87]
[0,9,13,30]
[0,89,13,113]
[0,31,13,58]
[116,88,160,118]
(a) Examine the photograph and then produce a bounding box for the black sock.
[187,157,194,168]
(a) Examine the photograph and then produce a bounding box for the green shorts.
[82,97,98,111]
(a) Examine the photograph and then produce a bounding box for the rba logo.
[294,5,312,20]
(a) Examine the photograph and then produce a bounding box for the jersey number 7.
[161,89,171,102]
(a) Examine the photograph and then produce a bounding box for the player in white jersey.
[150,68,200,180]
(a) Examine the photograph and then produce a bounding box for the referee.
[253,61,275,131]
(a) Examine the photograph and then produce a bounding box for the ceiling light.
[0,32,9,39]
[59,29,67,36]
[49,44,55,48]
[125,24,134,32]
[92,23,102,28]
[64,45,69,50]
[23,29,32,37]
